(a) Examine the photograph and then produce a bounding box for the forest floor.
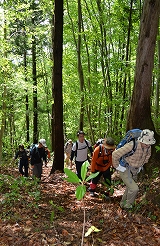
[0,162,160,246]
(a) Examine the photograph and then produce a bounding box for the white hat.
[39,139,47,147]
[138,129,156,145]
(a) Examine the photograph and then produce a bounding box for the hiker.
[31,139,47,179]
[14,144,29,177]
[64,139,73,168]
[70,130,93,179]
[112,129,156,209]
[89,137,115,197]
[93,138,104,149]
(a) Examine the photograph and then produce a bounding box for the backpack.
[116,129,142,167]
[65,141,73,149]
[75,139,89,157]
[96,144,113,168]
[30,144,38,158]
[94,138,104,149]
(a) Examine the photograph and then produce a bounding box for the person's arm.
[91,147,99,173]
[70,143,76,164]
[43,149,47,165]
[112,142,133,168]
[144,146,151,164]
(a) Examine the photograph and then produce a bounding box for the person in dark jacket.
[14,144,29,177]
[31,139,47,179]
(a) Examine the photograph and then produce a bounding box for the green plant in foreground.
[102,178,122,197]
[49,200,64,223]
[64,161,101,246]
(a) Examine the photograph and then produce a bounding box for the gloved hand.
[116,165,126,172]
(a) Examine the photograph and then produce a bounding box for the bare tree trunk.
[24,49,30,143]
[127,0,160,131]
[120,0,133,129]
[78,0,85,131]
[155,20,160,130]
[50,0,64,173]
[32,3,38,144]
[0,21,7,163]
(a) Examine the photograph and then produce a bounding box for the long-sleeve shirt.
[15,150,28,161]
[31,147,46,165]
[91,145,114,172]
[112,141,151,169]
[70,139,93,162]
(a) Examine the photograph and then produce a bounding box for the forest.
[0,0,160,158]
[0,0,160,245]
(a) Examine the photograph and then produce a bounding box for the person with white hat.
[31,139,47,179]
[112,129,156,209]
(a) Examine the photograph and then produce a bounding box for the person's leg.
[36,162,43,179]
[120,187,128,207]
[119,168,139,208]
[103,168,112,197]
[19,161,24,176]
[33,164,39,178]
[103,168,111,186]
[24,160,29,177]
[65,153,70,166]
[89,172,102,196]
[75,161,84,180]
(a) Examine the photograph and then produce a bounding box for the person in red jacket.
[89,137,115,197]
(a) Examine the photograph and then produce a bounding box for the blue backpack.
[30,144,38,156]
[116,129,142,167]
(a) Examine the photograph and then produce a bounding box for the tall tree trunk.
[66,0,85,131]
[24,50,30,143]
[120,0,133,129]
[50,0,64,173]
[127,0,160,132]
[155,20,160,130]
[0,20,7,163]
[32,3,38,144]
[78,0,85,131]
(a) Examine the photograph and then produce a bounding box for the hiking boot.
[90,191,95,197]
[103,192,110,201]
[120,201,133,210]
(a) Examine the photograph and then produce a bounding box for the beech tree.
[127,0,160,133]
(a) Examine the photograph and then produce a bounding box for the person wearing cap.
[70,130,93,180]
[64,139,73,168]
[89,137,115,197]
[31,139,47,179]
[112,129,156,209]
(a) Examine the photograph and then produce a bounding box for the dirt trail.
[0,163,160,246]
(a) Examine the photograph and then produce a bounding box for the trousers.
[33,162,43,179]
[90,168,111,191]
[119,167,139,208]
[19,159,28,177]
